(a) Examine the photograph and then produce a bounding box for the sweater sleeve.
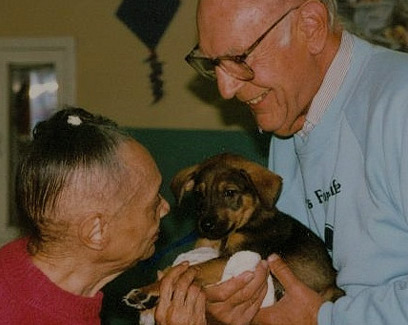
[318,277,408,324]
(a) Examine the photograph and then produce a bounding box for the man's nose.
[215,67,245,100]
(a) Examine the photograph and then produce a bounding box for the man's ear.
[297,0,329,54]
[78,214,108,250]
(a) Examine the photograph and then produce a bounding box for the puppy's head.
[170,154,282,240]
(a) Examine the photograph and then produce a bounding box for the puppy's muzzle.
[200,217,216,233]
[198,216,231,240]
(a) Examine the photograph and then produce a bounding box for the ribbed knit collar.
[297,31,354,139]
[0,238,103,323]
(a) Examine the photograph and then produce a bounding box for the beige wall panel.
[0,0,256,130]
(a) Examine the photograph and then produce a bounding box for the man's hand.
[204,260,269,325]
[155,262,207,325]
[253,254,324,325]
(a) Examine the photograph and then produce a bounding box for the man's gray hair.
[319,0,339,29]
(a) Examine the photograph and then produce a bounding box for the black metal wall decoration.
[116,0,181,103]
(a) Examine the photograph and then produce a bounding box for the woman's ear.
[78,214,108,250]
[297,0,329,54]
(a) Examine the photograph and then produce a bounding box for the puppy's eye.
[193,190,204,199]
[224,189,236,197]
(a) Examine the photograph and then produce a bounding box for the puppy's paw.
[123,288,159,311]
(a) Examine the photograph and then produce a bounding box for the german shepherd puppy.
[124,153,344,318]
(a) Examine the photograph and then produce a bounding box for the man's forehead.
[198,0,277,18]
[197,0,279,51]
[197,0,290,25]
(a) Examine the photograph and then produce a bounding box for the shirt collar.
[297,31,354,138]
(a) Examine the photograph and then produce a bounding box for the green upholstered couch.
[101,128,271,324]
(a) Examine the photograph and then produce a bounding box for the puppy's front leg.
[123,257,228,311]
[193,256,230,287]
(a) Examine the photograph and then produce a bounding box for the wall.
[0,0,257,131]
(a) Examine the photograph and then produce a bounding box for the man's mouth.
[245,90,270,105]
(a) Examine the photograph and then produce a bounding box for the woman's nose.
[160,197,170,219]
[215,67,245,100]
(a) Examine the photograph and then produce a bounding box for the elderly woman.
[0,107,206,325]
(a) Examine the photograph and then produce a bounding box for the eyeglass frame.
[185,3,304,81]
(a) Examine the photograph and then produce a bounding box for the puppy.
[124,153,344,321]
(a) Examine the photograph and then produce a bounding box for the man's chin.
[255,120,280,135]
[255,118,299,138]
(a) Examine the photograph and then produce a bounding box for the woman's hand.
[155,262,207,325]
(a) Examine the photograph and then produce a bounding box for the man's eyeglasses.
[185,4,302,81]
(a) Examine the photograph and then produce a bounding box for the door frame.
[0,37,76,245]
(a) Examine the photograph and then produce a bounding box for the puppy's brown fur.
[124,153,344,316]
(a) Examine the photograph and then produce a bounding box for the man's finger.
[205,271,255,302]
[267,254,299,291]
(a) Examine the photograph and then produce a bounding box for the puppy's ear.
[170,164,200,205]
[239,164,282,210]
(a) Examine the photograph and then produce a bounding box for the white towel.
[172,248,275,308]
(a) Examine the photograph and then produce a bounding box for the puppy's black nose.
[200,218,216,233]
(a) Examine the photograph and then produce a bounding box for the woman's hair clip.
[67,115,82,126]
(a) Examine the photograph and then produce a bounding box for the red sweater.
[0,238,103,324]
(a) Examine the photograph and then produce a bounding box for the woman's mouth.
[152,231,160,242]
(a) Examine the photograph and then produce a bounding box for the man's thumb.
[267,254,299,290]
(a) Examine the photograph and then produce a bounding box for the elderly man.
[0,107,206,325]
[185,0,408,324]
